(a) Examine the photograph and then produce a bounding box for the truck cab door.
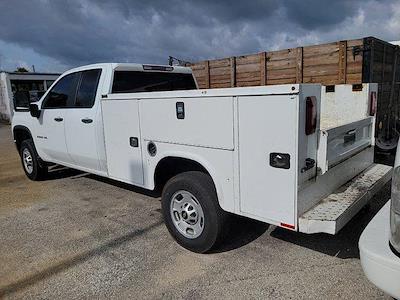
[36,73,79,164]
[64,69,103,172]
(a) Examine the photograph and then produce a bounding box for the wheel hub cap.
[170,190,204,239]
[22,148,34,174]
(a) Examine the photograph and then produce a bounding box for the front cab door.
[35,73,79,164]
[64,69,102,172]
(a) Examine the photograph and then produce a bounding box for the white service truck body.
[11,63,391,252]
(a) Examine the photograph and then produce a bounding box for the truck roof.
[64,63,193,75]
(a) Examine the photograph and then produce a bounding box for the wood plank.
[266,77,296,85]
[339,41,347,83]
[303,53,340,66]
[260,52,266,85]
[230,56,236,87]
[236,71,263,80]
[209,67,230,76]
[235,63,261,73]
[303,74,340,84]
[210,82,231,88]
[209,58,231,68]
[303,64,339,76]
[303,43,339,58]
[267,59,297,69]
[266,48,297,61]
[236,54,261,65]
[205,60,210,88]
[346,73,362,84]
[296,47,303,83]
[208,74,231,81]
[267,68,297,79]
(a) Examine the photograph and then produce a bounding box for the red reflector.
[305,96,317,135]
[369,91,377,116]
[280,222,295,230]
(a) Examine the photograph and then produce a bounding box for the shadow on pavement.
[210,216,269,253]
[45,165,83,180]
[0,220,163,297]
[270,181,391,259]
[42,166,391,258]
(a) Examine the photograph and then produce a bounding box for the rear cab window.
[111,71,196,94]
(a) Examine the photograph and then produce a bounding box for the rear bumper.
[359,201,400,299]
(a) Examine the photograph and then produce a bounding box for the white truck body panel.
[102,100,144,185]
[237,94,298,226]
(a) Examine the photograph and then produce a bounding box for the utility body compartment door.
[238,95,298,227]
[101,100,144,185]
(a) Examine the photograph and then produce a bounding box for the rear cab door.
[64,68,104,173]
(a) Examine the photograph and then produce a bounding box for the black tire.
[161,171,228,253]
[19,139,48,181]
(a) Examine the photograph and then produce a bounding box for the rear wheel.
[20,140,48,181]
[161,171,228,253]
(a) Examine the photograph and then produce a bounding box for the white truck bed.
[101,82,387,234]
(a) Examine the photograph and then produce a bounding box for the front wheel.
[161,171,228,253]
[20,140,48,181]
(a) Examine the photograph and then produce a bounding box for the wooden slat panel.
[205,60,210,88]
[346,73,362,84]
[236,71,263,80]
[230,57,236,87]
[296,47,303,83]
[260,52,266,85]
[339,41,347,83]
[303,64,339,77]
[267,48,297,61]
[266,77,296,85]
[235,64,260,74]
[189,37,394,89]
[303,42,339,58]
[267,68,297,79]
[236,54,261,65]
[208,58,231,68]
[209,67,230,76]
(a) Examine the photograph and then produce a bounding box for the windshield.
[111,71,197,93]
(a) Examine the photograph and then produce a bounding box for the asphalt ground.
[0,124,392,299]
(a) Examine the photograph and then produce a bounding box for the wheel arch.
[12,125,33,152]
[152,153,228,212]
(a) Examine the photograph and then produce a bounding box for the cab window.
[42,73,79,108]
[75,69,101,108]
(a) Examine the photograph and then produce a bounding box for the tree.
[15,67,29,73]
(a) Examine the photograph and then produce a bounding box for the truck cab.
[12,63,197,177]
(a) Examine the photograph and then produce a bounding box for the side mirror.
[29,103,41,118]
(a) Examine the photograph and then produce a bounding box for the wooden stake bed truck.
[11,63,392,253]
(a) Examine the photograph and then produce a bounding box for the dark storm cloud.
[0,0,399,71]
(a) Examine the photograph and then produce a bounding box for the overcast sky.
[0,0,399,73]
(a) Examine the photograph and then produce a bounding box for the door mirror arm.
[29,103,41,118]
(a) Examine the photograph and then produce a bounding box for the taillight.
[369,91,377,116]
[305,96,317,135]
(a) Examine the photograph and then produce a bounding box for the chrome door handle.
[54,117,63,122]
[81,118,93,124]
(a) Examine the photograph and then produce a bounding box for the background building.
[0,71,60,123]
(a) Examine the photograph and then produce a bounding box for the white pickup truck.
[12,63,392,253]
